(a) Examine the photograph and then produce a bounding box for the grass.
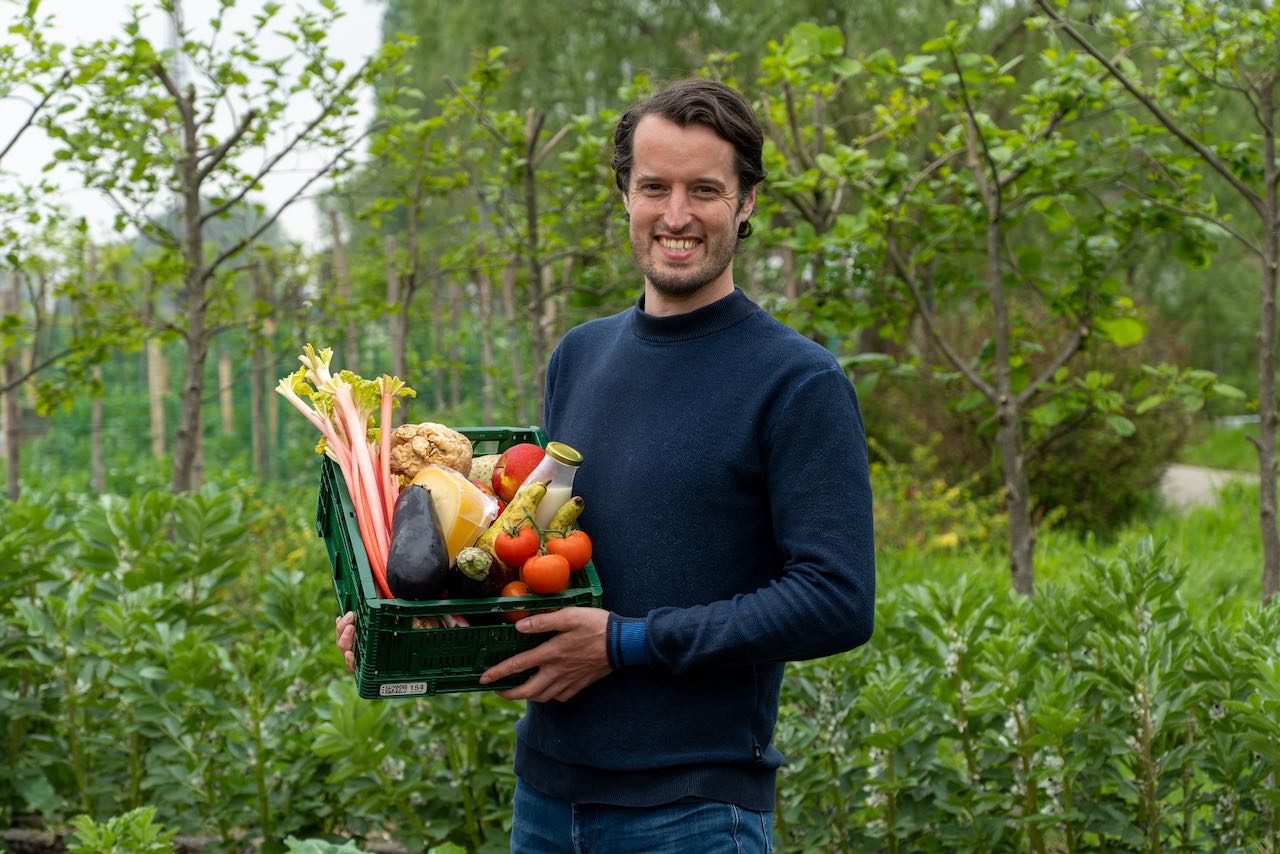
[875,479,1265,622]
[1177,421,1267,471]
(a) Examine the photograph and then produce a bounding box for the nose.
[662,187,693,232]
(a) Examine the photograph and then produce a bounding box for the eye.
[637,182,666,194]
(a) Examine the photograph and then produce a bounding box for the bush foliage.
[3,482,1278,852]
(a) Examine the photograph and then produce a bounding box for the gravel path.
[1159,463,1259,510]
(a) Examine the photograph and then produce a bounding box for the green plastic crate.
[314,426,603,699]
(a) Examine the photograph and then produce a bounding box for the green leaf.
[899,55,936,76]
[832,58,862,77]
[1210,382,1245,400]
[1096,316,1145,348]
[1105,415,1135,436]
[1135,395,1163,415]
[955,390,986,413]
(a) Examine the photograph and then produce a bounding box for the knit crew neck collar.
[629,287,758,343]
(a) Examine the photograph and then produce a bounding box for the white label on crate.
[380,682,429,697]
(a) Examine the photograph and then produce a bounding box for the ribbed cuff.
[606,614,650,668]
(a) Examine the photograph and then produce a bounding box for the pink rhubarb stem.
[334,384,391,574]
[380,389,395,534]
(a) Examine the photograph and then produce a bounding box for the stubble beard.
[632,228,739,299]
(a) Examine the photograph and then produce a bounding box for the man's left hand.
[480,606,612,702]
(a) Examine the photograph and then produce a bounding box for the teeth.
[659,238,696,251]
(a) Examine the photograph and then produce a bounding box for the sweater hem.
[515,740,777,811]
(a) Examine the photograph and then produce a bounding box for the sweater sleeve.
[635,367,876,675]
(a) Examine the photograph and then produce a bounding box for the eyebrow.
[633,174,729,190]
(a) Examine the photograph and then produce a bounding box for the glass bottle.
[527,441,583,530]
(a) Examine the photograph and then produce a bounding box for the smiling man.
[339,79,876,854]
[620,108,757,311]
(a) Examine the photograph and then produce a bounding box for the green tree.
[756,19,1224,594]
[44,0,409,493]
[1036,0,1280,603]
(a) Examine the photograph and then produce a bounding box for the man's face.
[623,115,755,300]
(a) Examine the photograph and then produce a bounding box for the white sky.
[1,0,385,248]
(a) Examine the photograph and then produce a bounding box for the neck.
[642,278,735,318]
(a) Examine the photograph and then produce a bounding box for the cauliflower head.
[389,422,473,480]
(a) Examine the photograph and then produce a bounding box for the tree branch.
[202,126,374,283]
[100,188,182,251]
[1016,325,1085,408]
[0,347,74,394]
[445,76,508,145]
[783,81,817,173]
[151,62,194,128]
[884,230,996,402]
[1036,0,1264,216]
[0,71,69,166]
[1117,180,1262,258]
[950,48,1002,219]
[532,122,573,170]
[201,59,372,225]
[197,107,259,183]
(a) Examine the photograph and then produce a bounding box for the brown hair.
[612,79,766,240]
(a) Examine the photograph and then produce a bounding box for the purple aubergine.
[386,484,449,600]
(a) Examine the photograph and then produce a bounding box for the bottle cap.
[545,441,582,466]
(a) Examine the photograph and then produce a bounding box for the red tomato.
[500,580,533,623]
[545,530,592,571]
[521,553,571,595]
[495,525,540,568]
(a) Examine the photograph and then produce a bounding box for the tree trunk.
[998,408,1036,596]
[503,263,525,424]
[172,274,208,494]
[328,208,359,373]
[218,346,234,434]
[987,211,1035,595]
[2,275,19,501]
[266,332,279,475]
[385,236,407,381]
[478,249,496,426]
[782,246,798,300]
[148,336,167,461]
[1258,91,1279,605]
[448,274,461,411]
[430,262,446,412]
[250,263,270,482]
[171,122,207,493]
[524,110,548,418]
[140,270,153,396]
[87,244,105,494]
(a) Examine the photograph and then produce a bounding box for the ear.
[737,185,757,224]
[622,188,632,216]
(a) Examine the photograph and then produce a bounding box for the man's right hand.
[335,611,356,673]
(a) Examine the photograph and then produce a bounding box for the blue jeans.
[511,778,776,853]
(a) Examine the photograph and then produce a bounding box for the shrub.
[860,328,1194,535]
[868,438,1005,555]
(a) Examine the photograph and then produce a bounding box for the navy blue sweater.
[515,288,875,810]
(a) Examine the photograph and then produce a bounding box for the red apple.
[492,443,545,503]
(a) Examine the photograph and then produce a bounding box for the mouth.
[656,236,701,256]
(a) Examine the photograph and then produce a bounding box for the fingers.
[496,670,585,703]
[335,612,356,672]
[335,611,354,643]
[513,606,581,634]
[479,648,540,686]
